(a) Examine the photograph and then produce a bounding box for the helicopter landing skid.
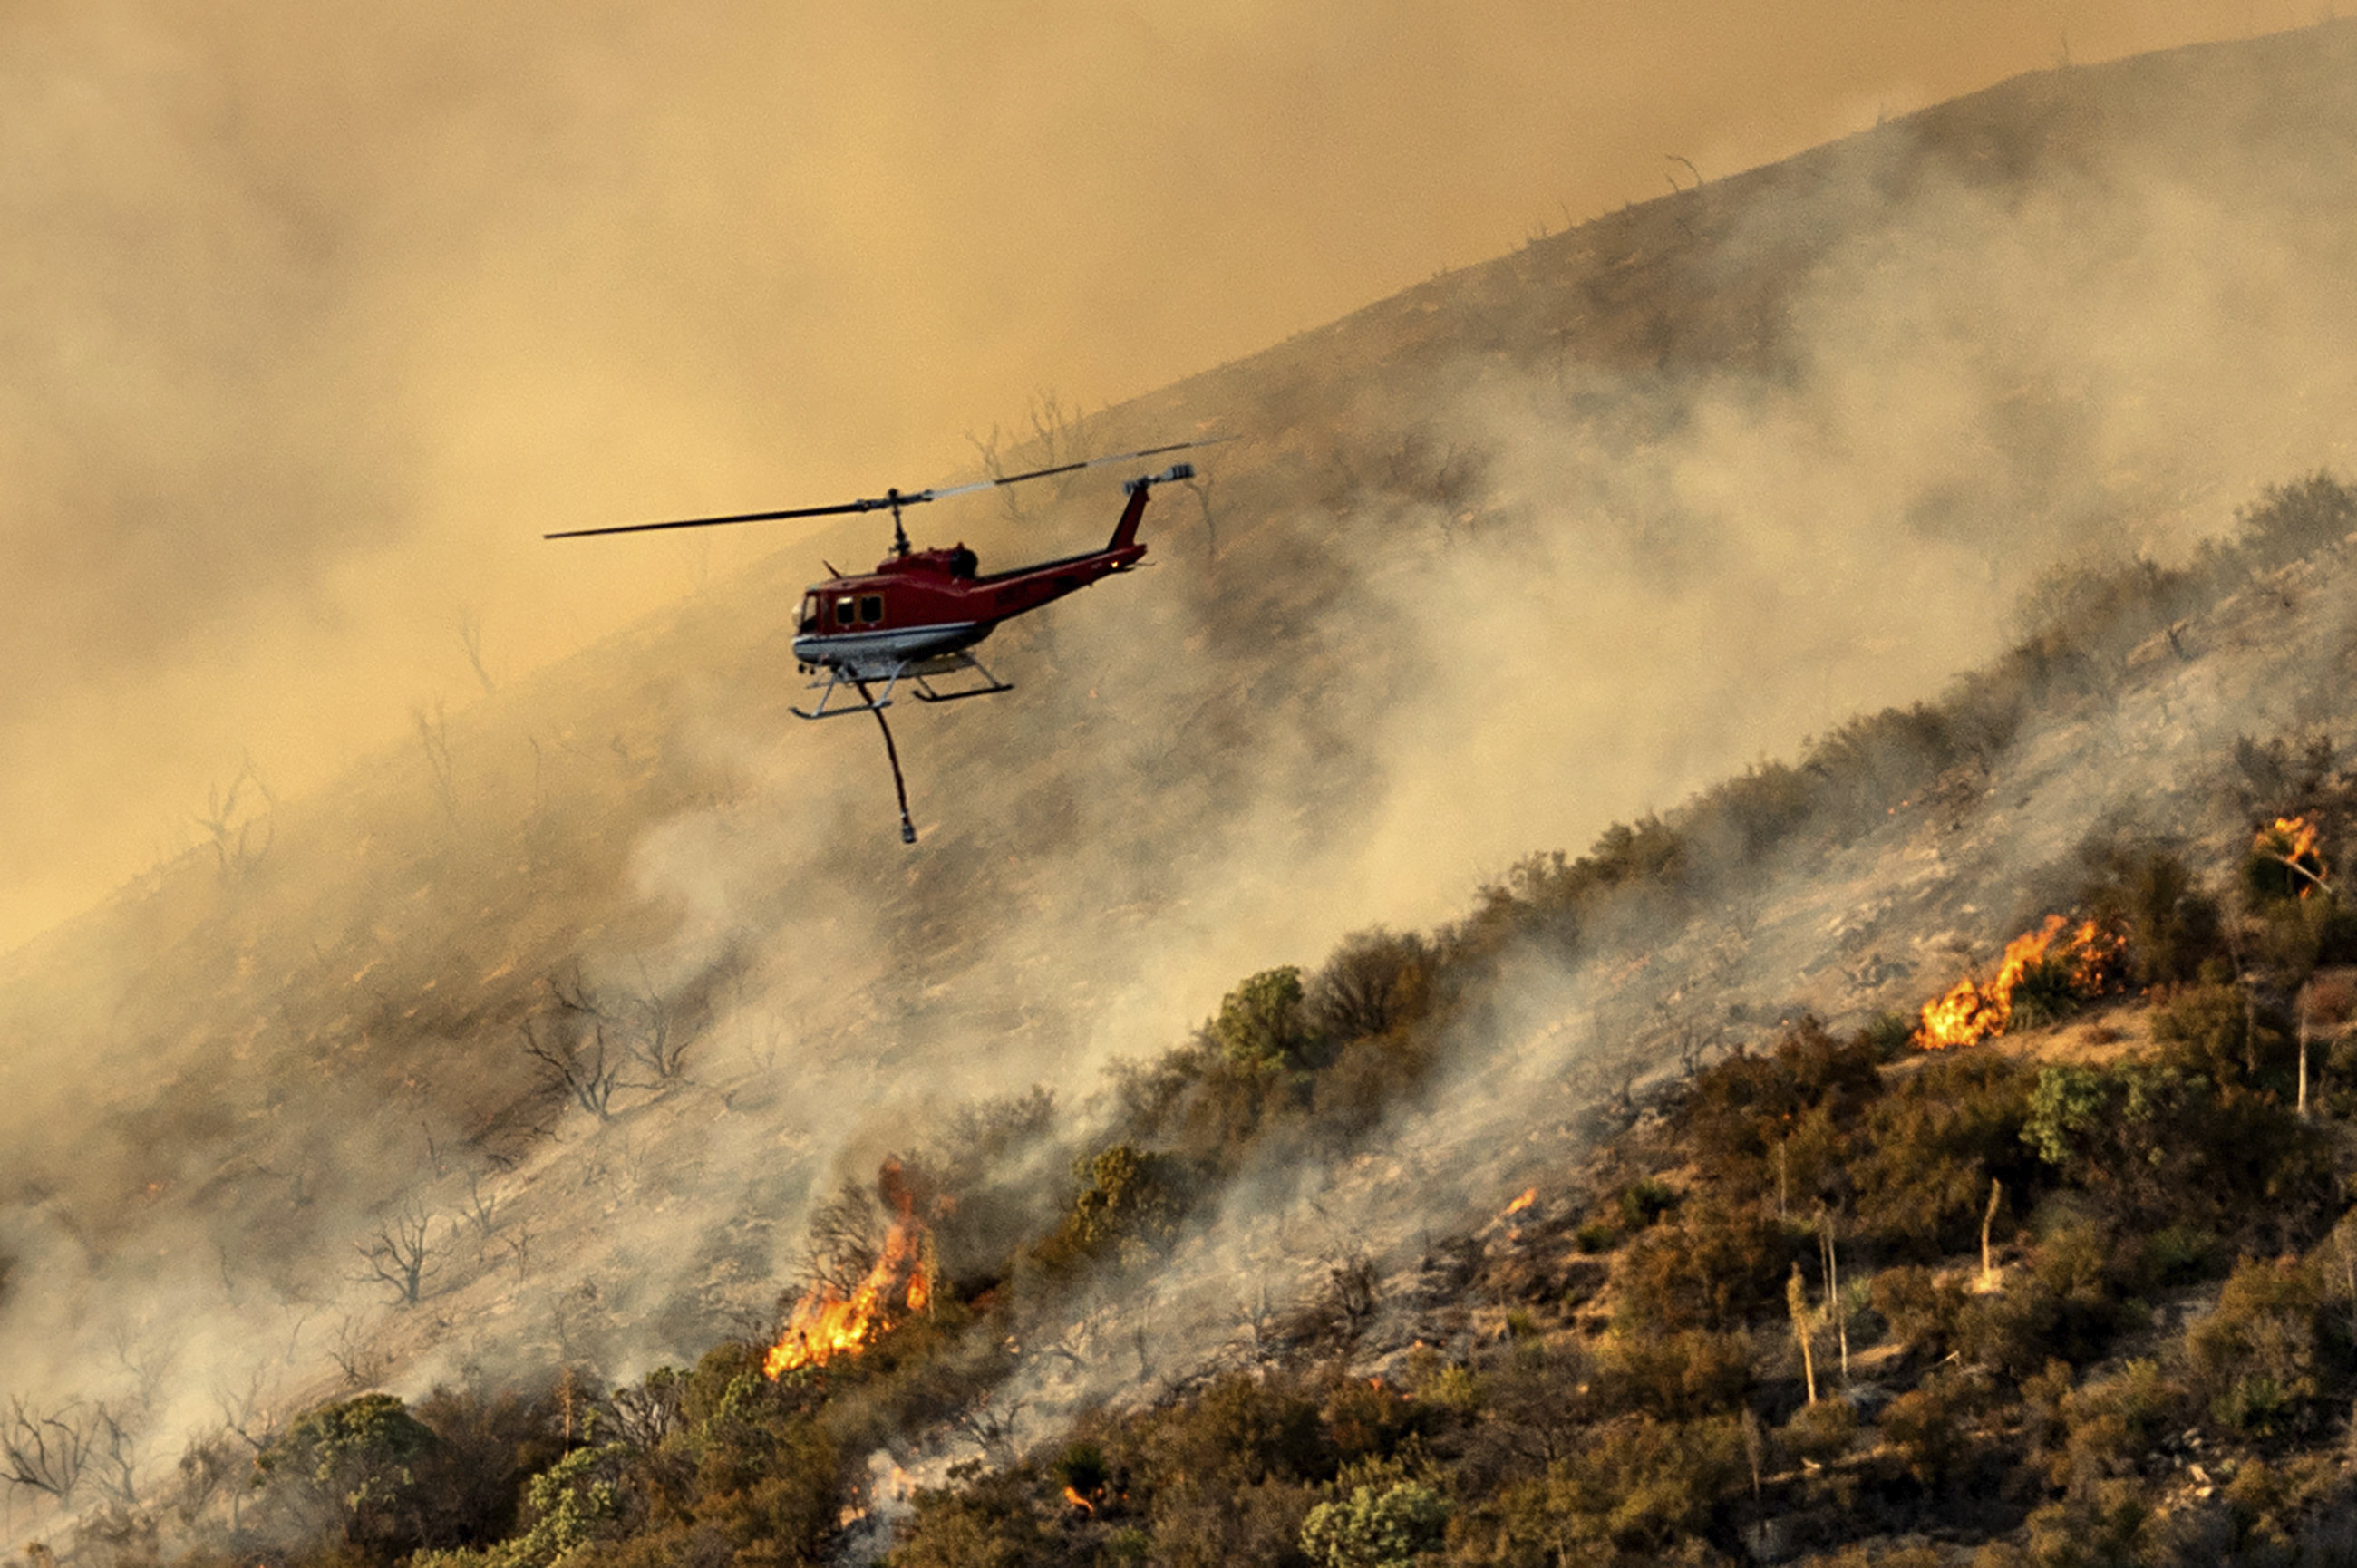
[790,653,1010,721]
[908,652,1013,704]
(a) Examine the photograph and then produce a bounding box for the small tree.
[260,1394,434,1548]
[1213,967,1320,1073]
[1061,1144,1186,1262]
[1306,930,1430,1043]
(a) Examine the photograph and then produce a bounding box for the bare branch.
[602,1370,684,1453]
[522,1012,623,1120]
[412,700,459,824]
[354,1198,442,1306]
[3,1399,94,1499]
[457,606,497,695]
[192,756,275,886]
[462,1169,501,1241]
[325,1313,391,1390]
[87,1405,141,1506]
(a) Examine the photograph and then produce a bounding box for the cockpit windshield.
[797,593,821,635]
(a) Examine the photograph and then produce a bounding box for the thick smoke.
[0,0,2323,952]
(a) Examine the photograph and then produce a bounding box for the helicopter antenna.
[544,437,1235,541]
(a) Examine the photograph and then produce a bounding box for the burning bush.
[2249,815,2332,903]
[2075,837,2222,987]
[765,1160,938,1379]
[1916,915,2125,1049]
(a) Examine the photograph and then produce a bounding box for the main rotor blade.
[920,437,1233,502]
[544,494,905,540]
[545,435,1232,540]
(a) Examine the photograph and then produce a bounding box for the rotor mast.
[887,489,910,556]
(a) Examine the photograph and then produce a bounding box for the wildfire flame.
[2256,816,2330,896]
[1504,1187,1537,1217]
[1916,915,2125,1050]
[1062,1486,1097,1515]
[764,1159,938,1379]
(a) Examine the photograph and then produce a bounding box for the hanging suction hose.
[854,681,919,845]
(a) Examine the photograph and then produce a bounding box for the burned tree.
[193,755,275,886]
[412,700,459,824]
[522,1011,624,1121]
[355,1200,442,1306]
[3,1398,93,1499]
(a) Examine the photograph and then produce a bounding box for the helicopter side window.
[834,596,857,628]
[858,595,885,624]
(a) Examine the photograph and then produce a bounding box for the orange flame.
[764,1160,939,1379]
[1062,1486,1097,1515]
[2256,816,2330,896]
[1916,915,2125,1050]
[1504,1187,1537,1217]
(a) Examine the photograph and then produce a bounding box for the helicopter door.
[833,595,858,630]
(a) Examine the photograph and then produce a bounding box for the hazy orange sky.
[0,0,2329,952]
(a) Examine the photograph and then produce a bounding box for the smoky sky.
[0,0,2331,952]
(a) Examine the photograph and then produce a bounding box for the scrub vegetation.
[93,471,2357,1568]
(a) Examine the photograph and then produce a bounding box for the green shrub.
[1875,1370,1984,1487]
[1616,1177,1678,1231]
[1488,1415,1742,1557]
[2127,1224,2223,1289]
[1857,1011,1916,1061]
[1297,1481,1450,1568]
[1869,1267,1968,1361]
[258,1393,438,1552]
[1779,1399,1857,1468]
[1618,1200,1805,1331]
[2186,1255,2337,1437]
[1573,1218,1618,1254]
[2018,1059,2328,1247]
[1057,1144,1189,1263]
[1215,968,1324,1073]
[2149,979,2267,1088]
[1588,1330,1753,1421]
[1852,1053,2033,1259]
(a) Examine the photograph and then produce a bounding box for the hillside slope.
[3,22,2356,1560]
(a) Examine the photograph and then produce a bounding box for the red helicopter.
[547,439,1222,843]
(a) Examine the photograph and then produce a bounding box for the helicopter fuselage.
[790,480,1152,682]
